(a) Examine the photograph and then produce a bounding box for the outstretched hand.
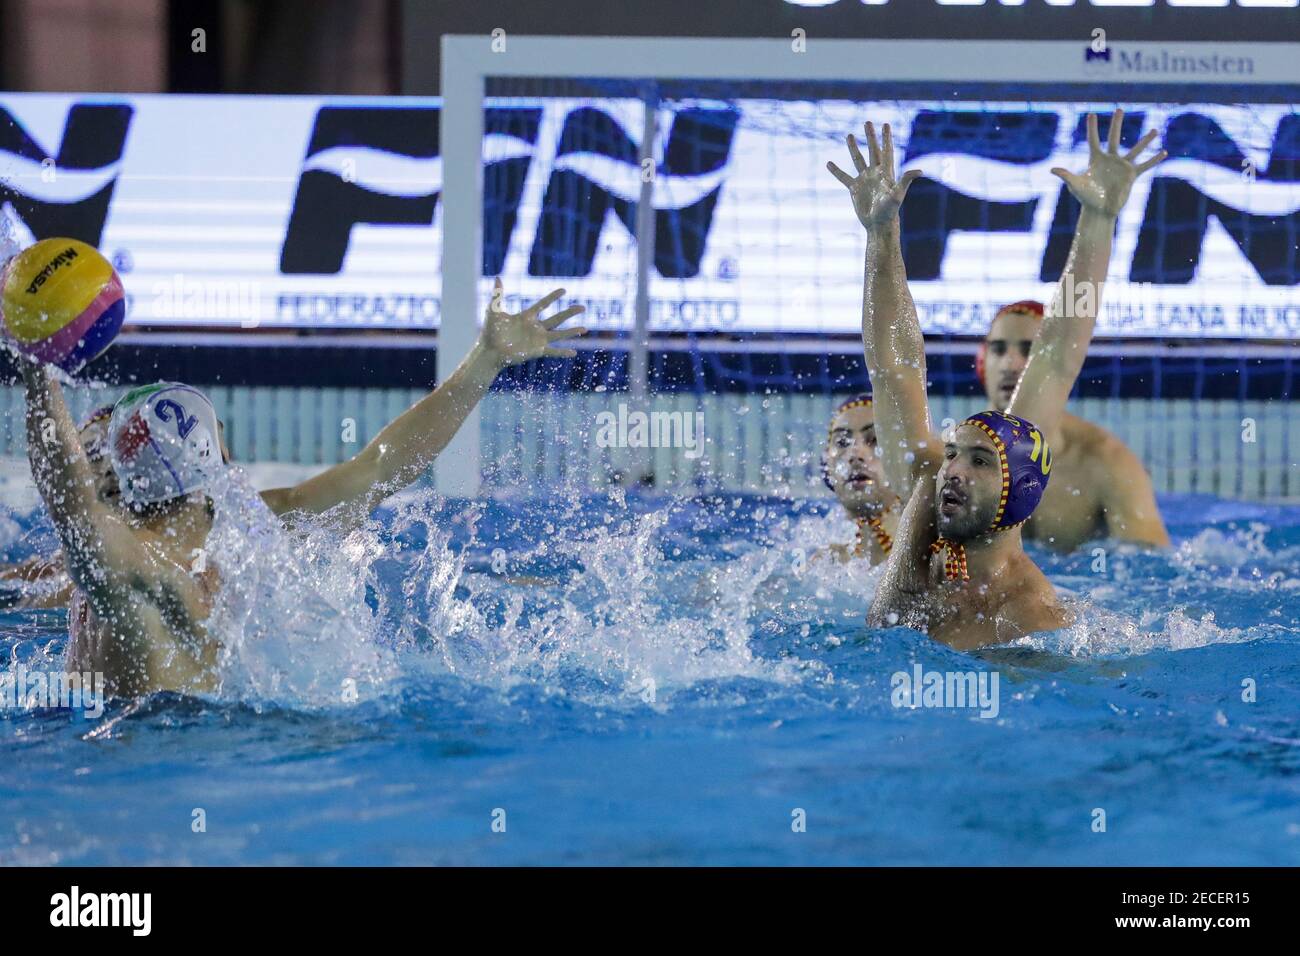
[1051,108,1167,218]
[481,278,588,368]
[827,121,922,231]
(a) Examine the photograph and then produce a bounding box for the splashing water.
[200,467,398,709]
[2,486,1299,865]
[368,489,823,699]
[0,204,25,263]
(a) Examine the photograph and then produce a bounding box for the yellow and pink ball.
[1,238,125,373]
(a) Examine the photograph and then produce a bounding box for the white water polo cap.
[109,383,223,505]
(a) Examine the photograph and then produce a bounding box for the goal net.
[439,36,1300,499]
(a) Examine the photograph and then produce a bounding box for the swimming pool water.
[2,483,1298,865]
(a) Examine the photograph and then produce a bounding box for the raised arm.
[828,121,933,495]
[866,475,937,631]
[261,280,585,529]
[20,362,162,606]
[1008,109,1166,449]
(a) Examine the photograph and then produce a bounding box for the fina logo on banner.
[183,97,740,330]
[277,103,738,280]
[521,105,737,279]
[0,103,133,251]
[280,106,443,275]
[0,95,1296,336]
[898,107,1297,287]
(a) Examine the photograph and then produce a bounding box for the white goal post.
[436,34,1299,495]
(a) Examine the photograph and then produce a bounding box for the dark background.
[0,0,1295,97]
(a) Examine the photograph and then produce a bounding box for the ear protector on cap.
[108,382,222,506]
[959,409,1052,531]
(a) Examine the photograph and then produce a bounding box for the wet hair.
[993,300,1044,323]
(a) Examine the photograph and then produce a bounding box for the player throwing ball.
[15,280,586,696]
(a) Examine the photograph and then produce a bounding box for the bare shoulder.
[997,560,1069,639]
[1064,415,1147,480]
[130,525,214,609]
[1097,430,1147,479]
[1004,593,1069,638]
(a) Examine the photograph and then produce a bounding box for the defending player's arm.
[0,553,75,610]
[260,280,586,530]
[0,552,65,584]
[7,576,76,611]
[866,476,937,630]
[20,363,192,611]
[828,121,934,495]
[1007,108,1166,450]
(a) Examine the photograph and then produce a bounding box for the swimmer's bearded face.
[982,310,1040,411]
[825,405,890,514]
[935,425,1002,540]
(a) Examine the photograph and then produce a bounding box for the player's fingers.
[530,288,565,314]
[541,304,585,329]
[490,276,505,312]
[882,123,896,179]
[1135,150,1168,175]
[1086,112,1100,155]
[826,161,855,188]
[547,326,588,342]
[1107,107,1124,153]
[894,168,922,200]
[846,134,867,174]
[1124,129,1159,161]
[1050,167,1081,190]
[864,121,882,168]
